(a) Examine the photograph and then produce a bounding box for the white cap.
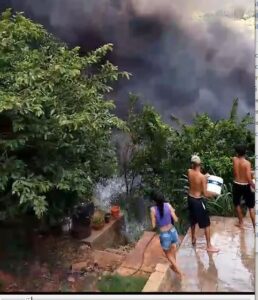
[191,155,201,164]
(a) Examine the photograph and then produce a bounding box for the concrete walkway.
[172,216,255,292]
[117,216,254,292]
[117,231,168,276]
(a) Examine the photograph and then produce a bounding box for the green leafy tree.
[120,95,174,196]
[121,97,253,232]
[168,98,254,187]
[0,10,129,221]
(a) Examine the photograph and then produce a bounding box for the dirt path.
[0,232,100,292]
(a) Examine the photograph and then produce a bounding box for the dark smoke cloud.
[0,0,254,122]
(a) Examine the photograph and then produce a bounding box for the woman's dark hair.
[151,190,165,218]
[235,144,246,157]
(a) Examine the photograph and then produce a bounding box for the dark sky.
[0,0,254,123]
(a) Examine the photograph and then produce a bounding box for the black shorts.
[188,195,210,229]
[232,182,255,208]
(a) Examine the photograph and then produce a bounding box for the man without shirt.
[187,155,219,253]
[233,145,255,229]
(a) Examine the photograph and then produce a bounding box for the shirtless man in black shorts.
[187,155,219,253]
[233,145,255,229]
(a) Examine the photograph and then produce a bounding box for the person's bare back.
[233,156,252,184]
[232,145,255,230]
[187,155,219,253]
[188,169,206,198]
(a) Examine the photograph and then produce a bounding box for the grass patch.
[97,274,148,293]
[0,280,4,292]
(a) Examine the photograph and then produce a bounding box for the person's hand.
[205,191,217,199]
[205,173,210,178]
[150,226,157,232]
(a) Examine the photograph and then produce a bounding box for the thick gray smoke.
[0,0,254,122]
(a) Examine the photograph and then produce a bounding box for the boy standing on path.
[232,145,255,229]
[187,155,219,252]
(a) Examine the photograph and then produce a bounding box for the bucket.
[207,175,223,195]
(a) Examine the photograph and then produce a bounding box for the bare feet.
[206,246,219,253]
[169,265,176,272]
[169,265,185,280]
[235,223,244,229]
[192,238,196,247]
[176,272,185,281]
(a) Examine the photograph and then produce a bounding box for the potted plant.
[104,212,111,223]
[111,205,120,219]
[91,210,105,230]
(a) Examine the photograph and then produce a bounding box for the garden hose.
[129,231,157,276]
[128,225,181,277]
[128,203,177,276]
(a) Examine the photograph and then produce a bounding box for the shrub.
[0,10,129,221]
[97,274,147,292]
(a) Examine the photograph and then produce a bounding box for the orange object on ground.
[111,206,120,218]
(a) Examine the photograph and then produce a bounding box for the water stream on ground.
[93,176,151,243]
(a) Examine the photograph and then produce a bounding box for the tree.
[168,98,254,187]
[120,95,174,196]
[0,10,129,221]
[120,97,254,231]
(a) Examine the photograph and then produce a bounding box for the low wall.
[142,263,174,292]
[81,214,125,250]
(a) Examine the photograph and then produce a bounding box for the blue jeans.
[159,227,179,251]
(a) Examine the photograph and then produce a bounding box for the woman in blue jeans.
[150,191,183,279]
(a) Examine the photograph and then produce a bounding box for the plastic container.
[207,175,223,195]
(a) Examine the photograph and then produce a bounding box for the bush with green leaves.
[167,98,254,187]
[120,94,175,195]
[171,175,235,232]
[122,96,253,230]
[0,10,129,221]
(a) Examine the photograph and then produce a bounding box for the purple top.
[154,203,172,228]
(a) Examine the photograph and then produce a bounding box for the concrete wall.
[142,263,174,292]
[82,214,126,250]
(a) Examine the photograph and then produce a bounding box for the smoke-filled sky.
[0,0,255,122]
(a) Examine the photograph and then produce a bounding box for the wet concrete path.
[171,216,255,292]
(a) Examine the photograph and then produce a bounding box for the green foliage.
[0,10,129,220]
[206,184,234,217]
[171,175,235,230]
[121,94,174,195]
[122,96,253,227]
[92,210,105,225]
[97,274,147,292]
[163,98,254,200]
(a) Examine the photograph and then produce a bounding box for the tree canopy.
[0,10,129,221]
[121,95,254,226]
[0,9,254,228]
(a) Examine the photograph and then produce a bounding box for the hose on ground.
[129,232,157,276]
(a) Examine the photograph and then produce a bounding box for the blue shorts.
[159,227,179,251]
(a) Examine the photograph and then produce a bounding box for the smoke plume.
[0,0,254,122]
